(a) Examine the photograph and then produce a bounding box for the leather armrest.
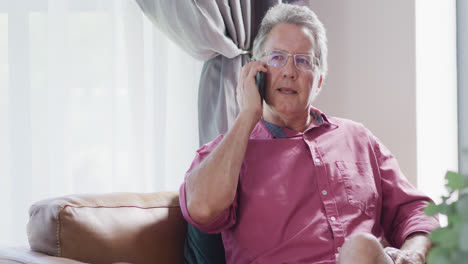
[0,246,86,264]
[27,192,187,264]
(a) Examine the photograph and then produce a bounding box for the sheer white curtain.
[0,0,202,246]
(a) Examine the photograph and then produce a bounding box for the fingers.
[384,247,398,263]
[238,61,267,92]
[236,60,267,98]
[236,61,267,120]
[244,61,268,81]
[384,247,424,264]
[240,60,267,76]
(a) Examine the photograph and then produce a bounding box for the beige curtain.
[135,0,280,145]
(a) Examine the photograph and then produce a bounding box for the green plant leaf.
[451,219,463,233]
[425,202,453,216]
[446,171,465,193]
[425,202,440,216]
[427,171,468,263]
[443,203,456,215]
[430,227,459,249]
[427,247,451,264]
[442,195,450,203]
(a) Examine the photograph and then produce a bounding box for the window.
[0,0,202,246]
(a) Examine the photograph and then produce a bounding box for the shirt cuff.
[179,183,236,234]
[391,213,440,248]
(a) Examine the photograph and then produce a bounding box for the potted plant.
[424,171,468,264]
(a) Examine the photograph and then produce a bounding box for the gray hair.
[252,3,328,78]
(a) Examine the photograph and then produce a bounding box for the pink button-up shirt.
[180,109,439,264]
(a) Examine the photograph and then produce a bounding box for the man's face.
[262,23,321,118]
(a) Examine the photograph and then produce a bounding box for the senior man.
[180,4,439,264]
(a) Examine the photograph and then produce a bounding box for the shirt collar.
[257,106,339,139]
[309,106,339,128]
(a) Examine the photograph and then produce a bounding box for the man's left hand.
[384,247,425,264]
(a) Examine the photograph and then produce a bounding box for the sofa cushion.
[27,192,186,264]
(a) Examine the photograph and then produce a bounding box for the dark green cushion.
[184,224,226,264]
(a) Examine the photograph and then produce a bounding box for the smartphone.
[255,71,265,105]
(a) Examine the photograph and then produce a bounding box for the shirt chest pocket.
[335,161,377,218]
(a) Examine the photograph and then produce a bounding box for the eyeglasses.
[262,50,318,71]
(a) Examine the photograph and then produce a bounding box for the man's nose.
[282,56,298,79]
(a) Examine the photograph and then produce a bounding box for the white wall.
[310,0,418,185]
[306,0,458,202]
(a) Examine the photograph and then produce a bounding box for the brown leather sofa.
[0,191,187,264]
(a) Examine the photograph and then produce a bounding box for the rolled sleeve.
[180,183,238,233]
[389,203,440,247]
[372,134,440,248]
[178,134,238,234]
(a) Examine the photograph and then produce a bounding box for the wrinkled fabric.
[180,108,439,264]
[136,0,246,60]
[135,0,280,144]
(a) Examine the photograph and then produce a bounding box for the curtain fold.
[136,0,279,144]
[135,0,241,60]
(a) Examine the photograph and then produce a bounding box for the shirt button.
[322,190,327,195]
[314,158,321,163]
[330,216,336,221]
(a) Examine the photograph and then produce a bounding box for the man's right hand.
[236,61,268,126]
[185,61,268,225]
